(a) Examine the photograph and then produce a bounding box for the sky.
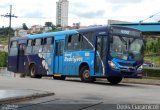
[0,0,160,28]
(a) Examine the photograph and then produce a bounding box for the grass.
[0,36,8,45]
[143,77,160,80]
[144,56,160,65]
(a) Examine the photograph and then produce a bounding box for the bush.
[143,68,160,77]
[0,51,8,67]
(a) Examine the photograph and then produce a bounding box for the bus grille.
[121,71,134,75]
[118,62,135,67]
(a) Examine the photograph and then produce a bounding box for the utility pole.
[1,5,18,50]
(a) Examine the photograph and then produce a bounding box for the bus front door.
[95,36,107,76]
[54,40,64,74]
[17,44,25,73]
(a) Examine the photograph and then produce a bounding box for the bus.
[7,25,144,84]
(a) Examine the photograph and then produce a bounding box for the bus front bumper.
[108,69,143,78]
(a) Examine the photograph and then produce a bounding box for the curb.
[0,92,55,104]
[122,78,160,86]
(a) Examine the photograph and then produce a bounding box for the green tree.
[22,23,28,30]
[45,22,56,30]
[0,52,8,67]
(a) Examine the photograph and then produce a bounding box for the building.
[56,0,69,27]
[14,28,28,37]
[14,25,43,37]
[31,25,43,34]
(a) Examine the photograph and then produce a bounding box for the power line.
[139,12,160,23]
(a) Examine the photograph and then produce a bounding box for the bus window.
[10,41,17,48]
[35,39,42,46]
[43,37,54,53]
[72,34,81,50]
[81,33,94,50]
[67,35,72,50]
[26,40,32,54]
[66,34,81,51]
[28,40,32,46]
[33,38,43,53]
[9,41,18,56]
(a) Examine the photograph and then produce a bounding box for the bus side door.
[8,41,18,72]
[17,44,25,73]
[54,40,64,74]
[95,36,107,76]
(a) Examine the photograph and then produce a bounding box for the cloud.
[73,10,105,19]
[0,4,9,8]
[106,0,142,4]
[21,11,44,18]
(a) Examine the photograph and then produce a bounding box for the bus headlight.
[108,61,118,70]
[137,65,143,71]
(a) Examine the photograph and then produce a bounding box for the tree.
[0,27,14,36]
[45,22,53,27]
[22,23,28,30]
[45,22,56,30]
[56,24,61,27]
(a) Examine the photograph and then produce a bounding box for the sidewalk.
[122,78,160,86]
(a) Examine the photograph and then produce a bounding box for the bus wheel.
[107,77,122,84]
[80,66,94,83]
[30,64,38,78]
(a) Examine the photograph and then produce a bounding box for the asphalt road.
[0,73,160,110]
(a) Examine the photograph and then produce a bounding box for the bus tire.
[29,64,41,78]
[107,77,122,84]
[80,66,95,83]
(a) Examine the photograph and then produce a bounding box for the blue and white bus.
[8,26,144,84]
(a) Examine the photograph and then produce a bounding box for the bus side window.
[33,38,43,53]
[26,40,32,54]
[9,41,18,56]
[66,34,81,51]
[10,41,17,48]
[67,35,72,50]
[81,33,94,50]
[72,34,81,50]
[43,37,54,53]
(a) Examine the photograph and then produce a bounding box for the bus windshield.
[110,35,143,61]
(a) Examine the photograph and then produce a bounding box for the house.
[14,29,28,37]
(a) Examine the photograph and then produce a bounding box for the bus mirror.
[110,36,113,43]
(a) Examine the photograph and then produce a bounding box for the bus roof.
[28,30,78,39]
[76,26,109,33]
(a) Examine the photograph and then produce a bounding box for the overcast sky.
[0,0,160,28]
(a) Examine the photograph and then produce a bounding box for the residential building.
[56,0,69,27]
[14,29,28,37]
[31,25,43,34]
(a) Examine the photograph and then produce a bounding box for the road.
[0,70,160,110]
